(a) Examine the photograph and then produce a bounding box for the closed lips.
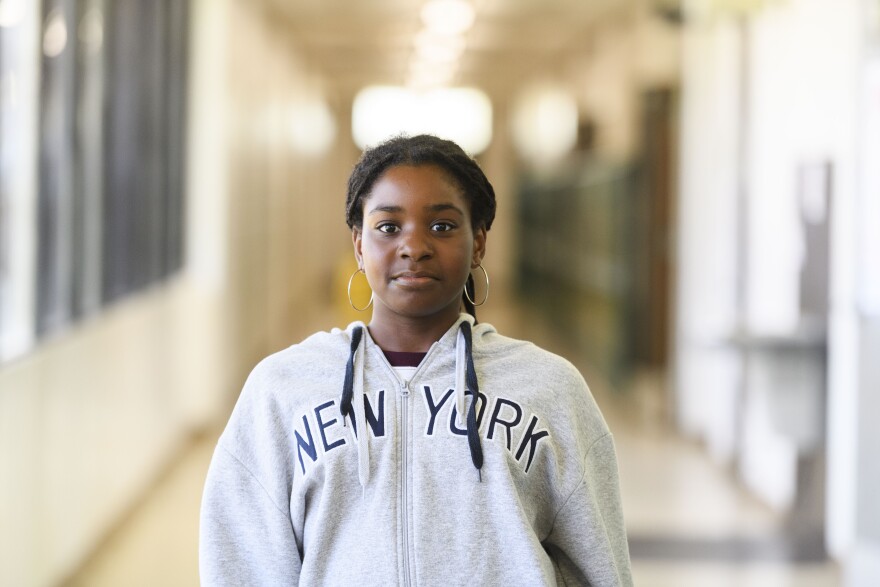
[393,272,437,280]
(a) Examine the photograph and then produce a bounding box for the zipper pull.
[400,380,410,397]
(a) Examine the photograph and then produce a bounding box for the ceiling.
[264,0,639,99]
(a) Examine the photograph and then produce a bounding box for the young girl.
[200,135,633,586]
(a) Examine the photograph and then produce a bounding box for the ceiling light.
[420,0,475,36]
[407,59,458,87]
[42,8,67,58]
[414,29,466,51]
[511,83,579,165]
[420,87,492,153]
[0,0,23,27]
[289,97,336,157]
[352,86,419,149]
[352,85,492,154]
[414,36,465,64]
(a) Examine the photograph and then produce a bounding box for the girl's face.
[353,164,486,327]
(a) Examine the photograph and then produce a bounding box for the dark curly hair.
[345,134,496,231]
[345,134,496,320]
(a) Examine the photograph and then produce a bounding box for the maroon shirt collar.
[382,350,426,367]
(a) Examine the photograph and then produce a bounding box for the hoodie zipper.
[400,378,413,587]
[361,323,467,586]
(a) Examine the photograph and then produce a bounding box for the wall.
[848,36,880,586]
[676,0,863,566]
[0,1,352,584]
[571,6,681,162]
[675,16,743,463]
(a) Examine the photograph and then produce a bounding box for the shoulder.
[218,325,358,450]
[472,323,586,389]
[472,322,609,448]
[227,324,361,419]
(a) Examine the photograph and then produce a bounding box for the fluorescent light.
[288,97,336,156]
[352,85,492,154]
[420,0,475,36]
[408,59,458,85]
[421,87,492,154]
[352,86,420,149]
[0,0,23,27]
[414,35,466,64]
[42,8,67,58]
[511,84,579,164]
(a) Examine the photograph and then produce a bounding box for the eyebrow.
[367,203,465,216]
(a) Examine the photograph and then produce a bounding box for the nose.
[398,227,433,261]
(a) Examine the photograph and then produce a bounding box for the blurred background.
[1,0,878,585]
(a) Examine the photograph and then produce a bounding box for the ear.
[471,227,487,267]
[352,228,364,268]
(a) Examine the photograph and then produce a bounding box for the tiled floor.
[63,304,841,586]
[616,408,839,586]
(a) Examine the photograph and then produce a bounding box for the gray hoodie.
[200,314,632,586]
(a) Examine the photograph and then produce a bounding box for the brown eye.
[377,223,399,234]
[432,222,455,232]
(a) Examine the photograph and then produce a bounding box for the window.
[0,0,188,362]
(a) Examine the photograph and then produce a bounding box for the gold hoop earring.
[348,268,373,311]
[464,264,489,306]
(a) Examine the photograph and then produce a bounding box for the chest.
[286,376,555,485]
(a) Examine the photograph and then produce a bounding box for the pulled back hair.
[345,134,496,320]
[345,134,496,232]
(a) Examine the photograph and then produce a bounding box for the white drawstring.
[348,315,474,492]
[352,334,369,491]
[454,328,467,427]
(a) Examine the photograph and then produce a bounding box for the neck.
[367,309,462,353]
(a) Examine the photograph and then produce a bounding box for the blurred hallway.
[62,297,840,587]
[3,0,880,585]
